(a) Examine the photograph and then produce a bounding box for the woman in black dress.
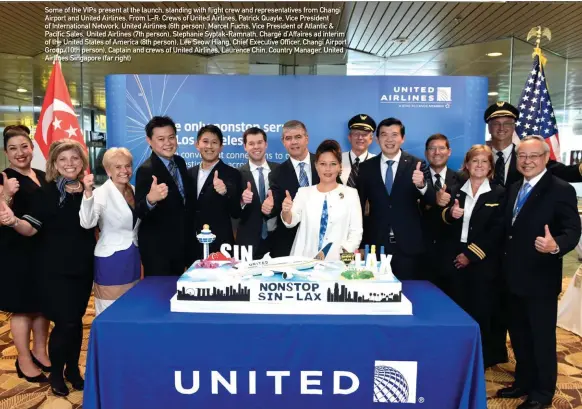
[0,125,50,383]
[0,139,95,396]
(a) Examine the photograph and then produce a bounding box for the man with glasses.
[486,101,582,187]
[340,114,376,187]
[496,135,580,409]
[267,120,319,257]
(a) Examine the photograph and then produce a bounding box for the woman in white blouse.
[79,148,141,315]
[440,144,505,368]
[281,139,363,260]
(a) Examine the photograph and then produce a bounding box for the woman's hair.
[3,125,32,150]
[45,140,89,182]
[102,147,133,170]
[315,139,342,164]
[461,144,494,179]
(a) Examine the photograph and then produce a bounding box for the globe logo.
[373,365,409,403]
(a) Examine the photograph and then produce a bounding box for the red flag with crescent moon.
[33,60,87,161]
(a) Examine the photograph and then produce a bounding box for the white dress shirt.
[340,150,375,185]
[290,154,312,186]
[459,179,491,243]
[492,144,513,183]
[197,161,219,197]
[281,184,363,260]
[249,161,276,232]
[380,150,428,195]
[430,166,448,187]
[79,179,140,257]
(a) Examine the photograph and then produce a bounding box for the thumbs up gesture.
[261,189,274,215]
[2,171,20,197]
[436,183,451,207]
[146,175,169,204]
[213,170,227,196]
[535,224,558,254]
[412,162,425,188]
[83,173,94,198]
[282,190,293,213]
[0,199,16,226]
[451,199,464,219]
[241,181,253,204]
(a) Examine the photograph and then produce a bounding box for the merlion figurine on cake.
[171,235,412,315]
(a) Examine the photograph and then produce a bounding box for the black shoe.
[30,352,52,372]
[496,386,528,399]
[49,373,69,397]
[517,400,549,409]
[65,368,85,391]
[15,359,48,383]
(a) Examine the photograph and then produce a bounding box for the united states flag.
[515,54,560,161]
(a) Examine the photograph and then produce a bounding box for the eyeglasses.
[427,146,449,153]
[516,152,546,161]
[350,131,371,139]
[490,122,515,129]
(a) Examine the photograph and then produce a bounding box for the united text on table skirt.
[83,277,487,409]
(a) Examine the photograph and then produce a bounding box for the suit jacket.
[188,160,242,261]
[236,161,280,253]
[501,144,582,186]
[502,171,581,297]
[440,182,506,278]
[268,154,320,257]
[356,151,436,255]
[79,179,140,257]
[135,152,195,269]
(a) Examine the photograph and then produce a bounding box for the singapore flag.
[31,59,87,170]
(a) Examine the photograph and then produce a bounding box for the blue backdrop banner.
[105,75,487,172]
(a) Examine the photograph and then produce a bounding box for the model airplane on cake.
[231,243,334,279]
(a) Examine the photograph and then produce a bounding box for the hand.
[451,199,464,219]
[146,175,169,204]
[412,162,425,188]
[241,181,253,204]
[0,200,16,226]
[83,173,94,198]
[454,253,470,269]
[535,224,558,254]
[282,190,293,213]
[436,183,451,207]
[213,171,227,195]
[261,190,274,215]
[1,171,19,197]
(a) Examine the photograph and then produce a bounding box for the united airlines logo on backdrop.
[380,86,452,108]
[373,361,417,404]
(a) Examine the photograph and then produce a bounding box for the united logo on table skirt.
[373,361,417,404]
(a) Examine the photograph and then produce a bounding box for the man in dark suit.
[420,133,464,283]
[496,136,581,409]
[357,117,436,280]
[237,127,280,259]
[487,101,582,187]
[188,125,242,261]
[268,120,320,257]
[135,116,195,276]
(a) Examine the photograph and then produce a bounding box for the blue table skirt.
[83,277,487,409]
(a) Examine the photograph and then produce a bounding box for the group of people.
[1,102,581,409]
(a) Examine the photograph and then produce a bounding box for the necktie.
[347,157,360,188]
[494,151,505,186]
[168,160,185,201]
[298,162,309,187]
[385,160,394,195]
[513,182,532,221]
[318,197,328,250]
[434,173,442,190]
[257,167,268,239]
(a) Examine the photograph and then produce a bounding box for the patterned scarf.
[56,176,79,207]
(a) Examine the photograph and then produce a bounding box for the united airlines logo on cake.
[380,85,452,108]
[373,361,417,404]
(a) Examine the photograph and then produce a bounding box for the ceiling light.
[16,87,27,93]
[488,92,499,96]
[392,37,409,44]
[486,52,503,57]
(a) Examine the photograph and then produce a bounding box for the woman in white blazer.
[80,148,140,315]
[282,140,363,260]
